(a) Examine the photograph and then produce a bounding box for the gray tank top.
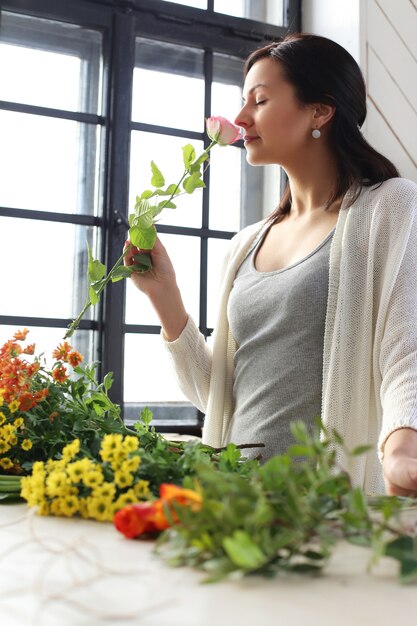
[227,225,335,461]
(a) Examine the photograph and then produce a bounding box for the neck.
[283,143,340,218]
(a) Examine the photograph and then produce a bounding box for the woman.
[124,33,417,496]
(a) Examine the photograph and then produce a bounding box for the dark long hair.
[244,33,399,222]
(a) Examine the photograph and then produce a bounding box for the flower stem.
[65,139,218,339]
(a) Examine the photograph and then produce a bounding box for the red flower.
[113,484,202,539]
[52,366,68,384]
[68,350,83,367]
[114,501,168,538]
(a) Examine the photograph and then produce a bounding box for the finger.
[123,240,140,266]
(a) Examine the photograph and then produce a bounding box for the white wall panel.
[303,0,417,184]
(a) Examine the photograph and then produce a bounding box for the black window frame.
[0,0,301,435]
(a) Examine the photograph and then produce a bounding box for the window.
[0,0,300,434]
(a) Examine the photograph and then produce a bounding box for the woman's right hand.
[123,236,177,299]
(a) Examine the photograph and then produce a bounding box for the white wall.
[302,0,417,183]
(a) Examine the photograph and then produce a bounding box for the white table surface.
[1,503,417,626]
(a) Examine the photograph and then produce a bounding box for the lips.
[243,135,260,144]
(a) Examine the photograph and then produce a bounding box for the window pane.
[0,12,102,114]
[125,233,200,326]
[207,237,231,328]
[124,333,190,402]
[209,145,242,232]
[133,39,204,132]
[210,53,244,231]
[129,131,203,228]
[214,0,285,25]
[159,0,207,9]
[0,325,96,369]
[0,217,98,320]
[0,111,101,215]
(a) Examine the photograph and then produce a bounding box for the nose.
[234,103,250,129]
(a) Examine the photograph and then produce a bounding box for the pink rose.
[206,116,241,146]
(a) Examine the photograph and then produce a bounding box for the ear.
[311,103,336,128]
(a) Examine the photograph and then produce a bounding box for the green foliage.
[155,421,417,584]
[132,411,257,497]
[66,135,219,338]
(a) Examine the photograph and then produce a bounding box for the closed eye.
[255,100,267,106]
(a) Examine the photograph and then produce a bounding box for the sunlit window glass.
[133,39,204,132]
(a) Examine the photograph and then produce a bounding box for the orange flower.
[113,484,202,539]
[113,501,166,538]
[23,343,36,355]
[159,483,203,511]
[52,341,72,362]
[49,411,59,423]
[52,366,68,384]
[68,350,83,367]
[13,329,29,341]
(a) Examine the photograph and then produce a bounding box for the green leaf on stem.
[182,144,196,170]
[110,265,133,282]
[183,172,205,194]
[87,241,106,283]
[223,530,266,570]
[129,225,157,250]
[151,161,165,188]
[89,285,99,305]
[132,252,152,272]
[154,201,176,217]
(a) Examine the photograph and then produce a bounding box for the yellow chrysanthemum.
[46,470,71,498]
[59,495,80,517]
[133,479,150,499]
[122,436,139,453]
[62,439,80,460]
[92,482,116,500]
[0,457,13,469]
[37,501,50,516]
[81,466,104,488]
[121,456,141,473]
[0,412,6,425]
[78,498,89,519]
[114,469,134,489]
[99,433,124,463]
[0,439,11,454]
[66,458,92,483]
[86,496,114,522]
[8,435,17,447]
[32,461,46,477]
[13,417,24,428]
[113,489,138,513]
[1,424,15,440]
[8,400,20,413]
[21,439,33,451]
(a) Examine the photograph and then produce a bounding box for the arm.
[124,237,212,412]
[382,429,417,496]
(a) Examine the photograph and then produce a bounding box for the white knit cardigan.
[164,177,417,494]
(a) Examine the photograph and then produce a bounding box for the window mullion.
[101,8,135,407]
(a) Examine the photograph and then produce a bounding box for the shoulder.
[360,177,417,210]
[229,219,267,252]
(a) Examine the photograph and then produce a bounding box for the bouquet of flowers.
[0,329,133,478]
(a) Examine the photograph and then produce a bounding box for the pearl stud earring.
[312,129,321,139]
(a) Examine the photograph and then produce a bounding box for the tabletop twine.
[0,507,176,624]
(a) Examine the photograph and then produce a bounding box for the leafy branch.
[64,141,217,339]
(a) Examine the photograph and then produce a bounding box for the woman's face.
[235,57,315,166]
